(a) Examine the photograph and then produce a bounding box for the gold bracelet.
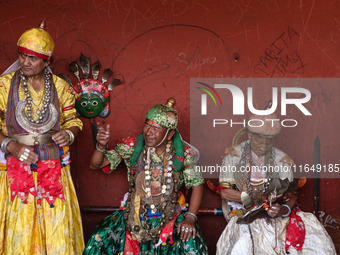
[219,182,233,189]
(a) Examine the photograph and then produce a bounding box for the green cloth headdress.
[145,98,178,130]
[130,98,184,172]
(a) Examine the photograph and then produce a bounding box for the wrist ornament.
[96,142,106,153]
[281,204,292,218]
[1,137,15,153]
[241,191,252,209]
[184,211,197,221]
[65,130,75,145]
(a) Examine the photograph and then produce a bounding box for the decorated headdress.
[145,98,178,129]
[130,98,184,172]
[17,20,54,60]
[247,113,281,138]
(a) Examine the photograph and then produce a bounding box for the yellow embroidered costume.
[0,22,84,254]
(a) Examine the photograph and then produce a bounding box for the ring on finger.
[185,228,189,233]
[189,228,193,232]
[21,154,28,160]
[181,226,185,231]
[19,157,24,162]
[24,148,30,153]
[24,151,29,157]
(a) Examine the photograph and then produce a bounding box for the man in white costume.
[216,114,336,255]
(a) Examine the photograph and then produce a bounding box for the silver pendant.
[15,99,58,136]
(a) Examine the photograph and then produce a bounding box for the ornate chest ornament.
[15,69,58,138]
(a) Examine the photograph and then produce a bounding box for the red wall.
[0,0,339,253]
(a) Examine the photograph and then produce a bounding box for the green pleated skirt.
[83,210,208,254]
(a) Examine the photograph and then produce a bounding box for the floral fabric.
[216,210,336,255]
[285,208,305,252]
[83,211,208,255]
[7,156,65,205]
[145,104,178,129]
[104,136,205,189]
[4,165,84,254]
[0,72,84,254]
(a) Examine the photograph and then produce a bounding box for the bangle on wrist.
[1,137,15,154]
[184,211,197,221]
[96,142,106,153]
[281,204,292,218]
[65,130,75,146]
[241,191,252,209]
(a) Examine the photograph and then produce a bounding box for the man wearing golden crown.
[0,22,84,254]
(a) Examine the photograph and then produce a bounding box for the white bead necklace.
[144,142,173,213]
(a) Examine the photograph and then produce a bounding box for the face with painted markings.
[76,93,106,118]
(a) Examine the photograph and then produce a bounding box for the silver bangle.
[282,204,292,218]
[241,191,252,208]
[95,142,106,153]
[184,211,198,221]
[1,138,15,154]
[65,130,75,146]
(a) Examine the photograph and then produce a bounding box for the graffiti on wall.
[254,26,305,77]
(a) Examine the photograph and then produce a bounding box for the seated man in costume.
[216,114,336,255]
[83,98,208,254]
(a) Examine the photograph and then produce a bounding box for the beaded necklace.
[19,68,51,124]
[124,140,178,243]
[240,141,275,195]
[143,142,173,213]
